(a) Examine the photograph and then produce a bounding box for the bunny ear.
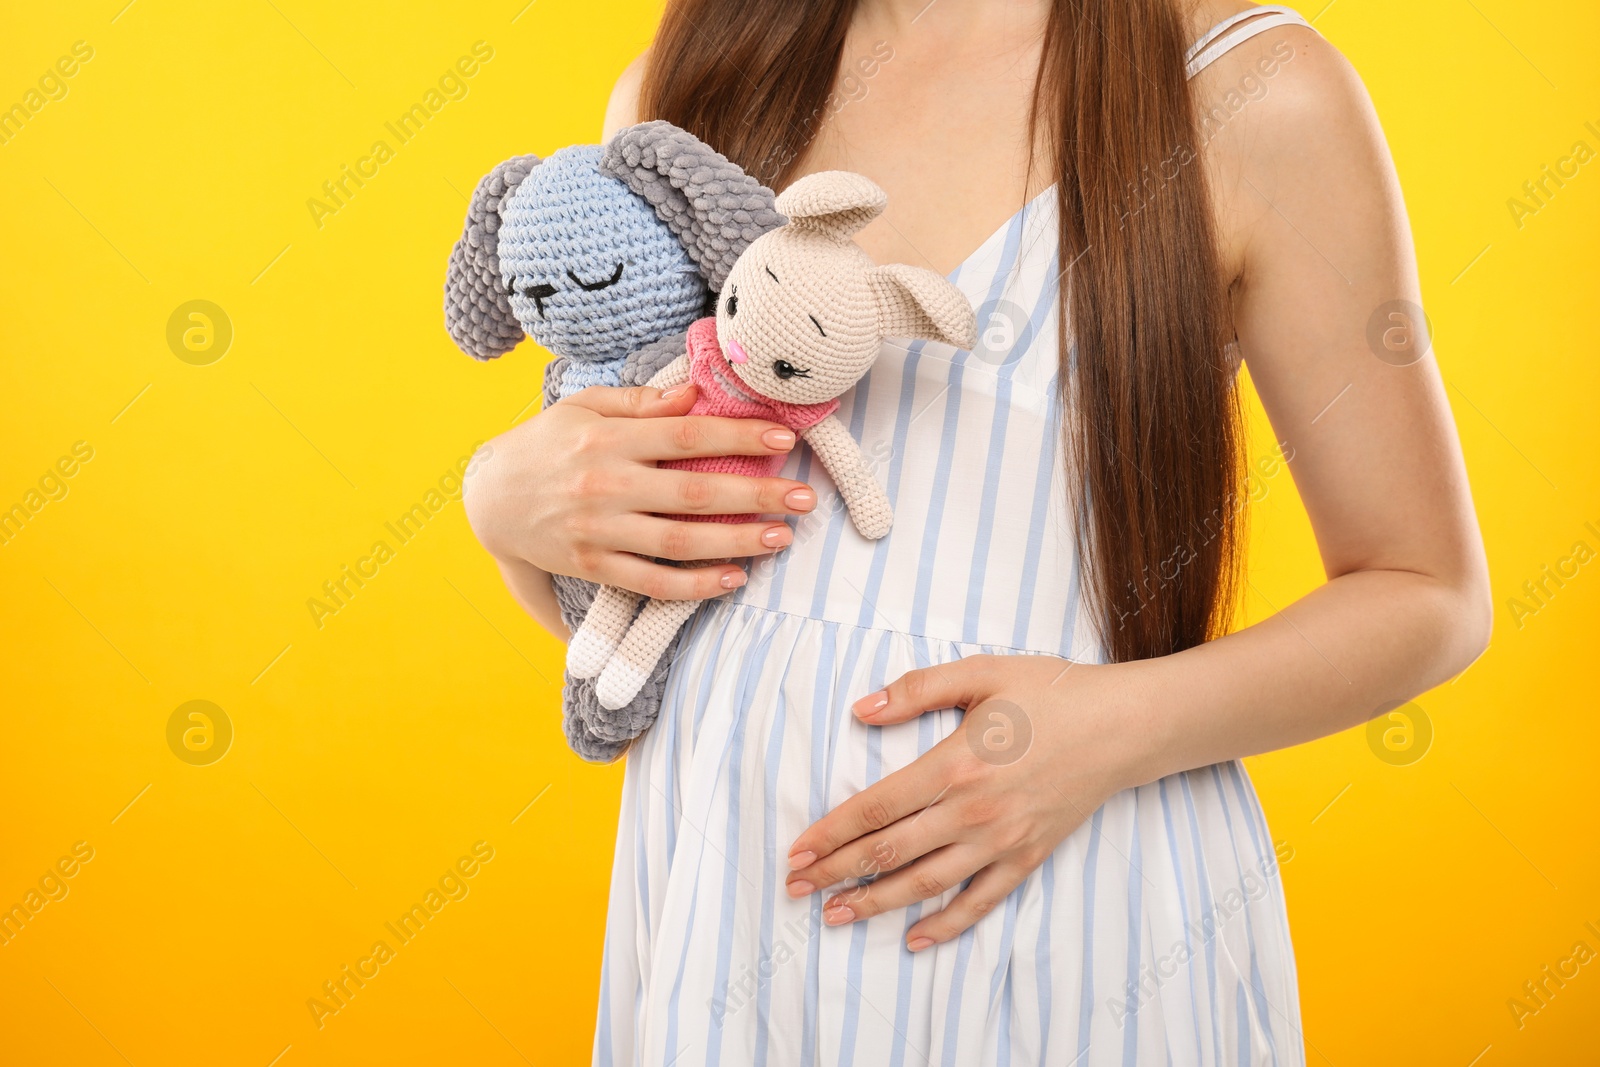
[775,171,887,241]
[444,154,541,360]
[600,120,783,291]
[868,263,979,350]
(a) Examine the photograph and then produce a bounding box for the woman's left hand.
[784,654,1157,951]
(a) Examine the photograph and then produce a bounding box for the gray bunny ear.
[444,154,541,360]
[600,120,783,292]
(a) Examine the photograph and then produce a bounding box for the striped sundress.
[594,9,1315,1064]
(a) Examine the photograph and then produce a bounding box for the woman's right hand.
[462,382,817,600]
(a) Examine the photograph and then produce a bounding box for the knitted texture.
[498,143,708,366]
[539,332,688,412]
[568,171,980,710]
[444,125,786,760]
[601,120,787,293]
[594,596,703,713]
[657,317,838,523]
[444,154,541,360]
[619,331,692,387]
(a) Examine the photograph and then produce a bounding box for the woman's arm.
[1132,25,1492,771]
[783,28,1491,947]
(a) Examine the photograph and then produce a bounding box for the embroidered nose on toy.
[725,339,749,364]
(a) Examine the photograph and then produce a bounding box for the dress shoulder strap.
[1185,4,1314,80]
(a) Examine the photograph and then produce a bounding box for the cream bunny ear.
[868,263,979,349]
[775,171,887,241]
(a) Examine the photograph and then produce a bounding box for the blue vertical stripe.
[1208,764,1280,1064]
[1035,854,1056,1062]
[1158,778,1207,1058]
[1179,773,1224,1066]
[809,373,874,620]
[752,669,791,1067]
[855,338,928,631]
[800,624,838,1067]
[1120,805,1144,1065]
[704,612,782,1067]
[958,211,1055,643]
[1075,808,1105,1063]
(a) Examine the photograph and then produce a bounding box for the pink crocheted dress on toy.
[657,316,838,524]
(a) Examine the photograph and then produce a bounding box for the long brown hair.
[640,0,1243,663]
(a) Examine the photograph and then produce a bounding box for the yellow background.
[1,1,1595,1063]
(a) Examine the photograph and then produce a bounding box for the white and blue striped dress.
[595,10,1313,1064]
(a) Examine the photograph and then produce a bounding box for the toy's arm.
[622,330,689,387]
[646,353,691,390]
[541,356,570,411]
[800,414,893,540]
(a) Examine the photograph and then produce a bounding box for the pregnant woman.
[463,1,1491,1063]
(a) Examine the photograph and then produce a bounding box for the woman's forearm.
[493,556,571,642]
[1123,568,1492,785]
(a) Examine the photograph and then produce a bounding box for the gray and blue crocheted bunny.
[444,121,783,763]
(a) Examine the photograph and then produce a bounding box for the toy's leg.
[595,597,703,710]
[568,584,641,679]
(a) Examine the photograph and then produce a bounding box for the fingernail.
[854,691,889,719]
[661,384,690,400]
[824,904,855,925]
[786,879,815,898]
[907,936,934,952]
[784,488,816,511]
[720,570,747,590]
[763,428,796,449]
[788,850,816,870]
[761,526,792,548]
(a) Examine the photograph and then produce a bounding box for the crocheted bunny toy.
[568,170,978,711]
[444,120,783,762]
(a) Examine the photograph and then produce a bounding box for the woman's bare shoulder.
[602,49,651,140]
[1194,21,1395,280]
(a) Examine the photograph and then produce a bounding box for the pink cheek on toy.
[726,339,749,364]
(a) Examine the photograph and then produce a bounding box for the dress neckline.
[944,182,1058,284]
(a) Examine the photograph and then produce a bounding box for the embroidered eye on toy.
[566,169,979,711]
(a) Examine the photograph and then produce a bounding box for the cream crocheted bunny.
[567,170,978,711]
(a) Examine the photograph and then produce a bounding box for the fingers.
[561,382,699,419]
[623,414,802,462]
[852,656,997,725]
[785,802,957,901]
[596,553,749,601]
[786,757,951,870]
[900,859,1033,949]
[629,468,817,519]
[617,515,794,562]
[560,384,800,462]
[811,844,983,930]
